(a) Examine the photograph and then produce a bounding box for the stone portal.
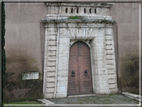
[42,2,118,98]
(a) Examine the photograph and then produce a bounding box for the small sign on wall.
[22,72,39,80]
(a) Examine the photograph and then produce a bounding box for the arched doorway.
[68,41,93,95]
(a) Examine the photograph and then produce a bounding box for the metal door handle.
[71,71,75,77]
[84,70,88,76]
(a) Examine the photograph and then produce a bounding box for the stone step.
[122,92,142,102]
[37,98,54,105]
[68,94,95,98]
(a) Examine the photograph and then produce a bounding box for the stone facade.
[42,3,118,98]
[4,1,139,101]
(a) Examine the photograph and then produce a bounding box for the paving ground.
[47,94,139,104]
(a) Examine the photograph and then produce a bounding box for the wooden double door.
[68,41,93,95]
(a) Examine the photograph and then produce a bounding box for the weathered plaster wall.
[110,3,139,94]
[4,1,140,101]
[4,3,47,102]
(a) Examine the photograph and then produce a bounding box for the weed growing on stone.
[68,16,80,19]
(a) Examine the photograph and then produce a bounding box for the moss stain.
[68,16,80,19]
[4,52,43,102]
[120,52,139,94]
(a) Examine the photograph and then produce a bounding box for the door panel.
[68,55,80,95]
[68,41,93,95]
[78,42,89,56]
[70,43,78,56]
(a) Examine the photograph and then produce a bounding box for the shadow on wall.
[120,52,139,94]
[4,51,43,102]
